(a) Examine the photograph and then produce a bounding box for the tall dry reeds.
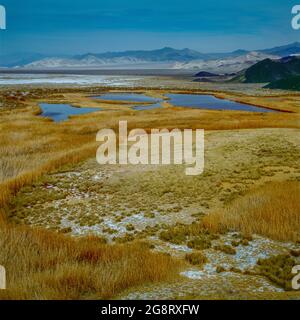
[202,181,300,241]
[0,224,181,299]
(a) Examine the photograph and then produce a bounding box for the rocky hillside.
[242,56,300,83]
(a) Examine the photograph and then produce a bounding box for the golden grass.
[0,98,186,300]
[1,94,298,219]
[202,181,300,242]
[0,224,180,300]
[0,87,299,299]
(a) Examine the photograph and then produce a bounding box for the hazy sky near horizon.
[0,0,299,55]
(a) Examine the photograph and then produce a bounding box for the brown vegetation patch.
[202,181,300,241]
[0,224,180,299]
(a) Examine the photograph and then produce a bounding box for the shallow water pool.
[165,94,275,112]
[39,103,101,122]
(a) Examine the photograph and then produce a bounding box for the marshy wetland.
[0,79,299,300]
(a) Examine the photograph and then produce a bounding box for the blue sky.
[0,0,299,54]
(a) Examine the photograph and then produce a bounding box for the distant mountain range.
[1,42,300,72]
[259,42,300,57]
[173,52,279,73]
[0,53,66,68]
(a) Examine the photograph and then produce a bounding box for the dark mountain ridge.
[243,55,300,83]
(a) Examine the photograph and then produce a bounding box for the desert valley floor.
[0,75,299,299]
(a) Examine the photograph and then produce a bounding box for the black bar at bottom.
[0,300,297,319]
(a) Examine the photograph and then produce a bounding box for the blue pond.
[92,92,275,113]
[39,103,101,122]
[165,94,275,113]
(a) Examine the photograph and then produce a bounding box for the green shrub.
[231,240,240,247]
[114,234,135,243]
[241,239,249,246]
[185,252,207,266]
[126,224,135,231]
[214,244,236,255]
[187,238,211,250]
[290,249,300,257]
[144,211,155,218]
[216,266,226,273]
[231,239,249,247]
[256,254,296,290]
[61,227,72,234]
[159,227,187,244]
